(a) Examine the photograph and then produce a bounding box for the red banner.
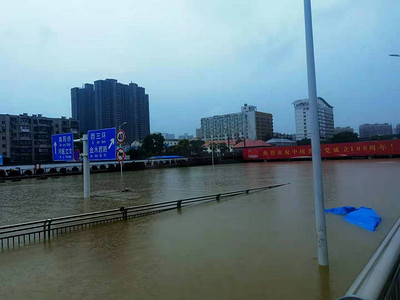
[243,140,400,160]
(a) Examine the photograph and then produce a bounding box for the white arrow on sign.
[54,142,57,153]
[108,138,115,149]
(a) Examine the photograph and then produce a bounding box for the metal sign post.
[82,134,90,198]
[116,147,126,175]
[78,128,117,199]
[116,129,126,175]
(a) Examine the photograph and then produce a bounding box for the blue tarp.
[325,206,357,215]
[325,206,381,231]
[344,207,381,232]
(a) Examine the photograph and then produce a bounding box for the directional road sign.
[52,133,74,161]
[116,147,126,162]
[88,128,116,161]
[116,129,126,144]
[0,154,3,166]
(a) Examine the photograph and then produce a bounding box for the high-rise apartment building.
[293,97,334,142]
[200,104,273,141]
[71,79,150,143]
[71,83,95,133]
[0,113,79,164]
[359,123,393,139]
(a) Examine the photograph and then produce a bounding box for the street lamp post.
[303,0,329,266]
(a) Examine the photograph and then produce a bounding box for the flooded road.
[0,160,399,299]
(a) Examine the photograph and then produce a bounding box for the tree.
[127,148,146,160]
[218,142,228,154]
[297,138,311,145]
[190,140,205,155]
[141,133,165,157]
[370,135,392,141]
[176,139,191,156]
[331,132,359,143]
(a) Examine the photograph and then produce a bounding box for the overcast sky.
[1,0,399,136]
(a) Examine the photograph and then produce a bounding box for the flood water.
[0,160,399,299]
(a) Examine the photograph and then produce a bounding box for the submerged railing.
[339,217,400,300]
[0,183,289,250]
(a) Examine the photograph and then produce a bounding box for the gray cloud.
[0,0,399,135]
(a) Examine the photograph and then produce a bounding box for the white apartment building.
[200,104,273,141]
[293,97,334,142]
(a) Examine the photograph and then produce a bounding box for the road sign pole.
[82,134,90,198]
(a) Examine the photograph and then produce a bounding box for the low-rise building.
[359,123,393,139]
[164,139,180,148]
[0,113,79,164]
[266,138,296,147]
[130,140,142,149]
[161,133,175,140]
[394,124,400,135]
[203,139,237,153]
[233,139,271,150]
[178,133,193,140]
[334,127,354,135]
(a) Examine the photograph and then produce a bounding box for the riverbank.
[0,157,242,181]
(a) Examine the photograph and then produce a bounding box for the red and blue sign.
[74,149,80,161]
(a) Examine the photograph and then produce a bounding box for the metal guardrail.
[0,183,289,251]
[339,217,400,300]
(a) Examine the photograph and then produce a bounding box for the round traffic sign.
[116,130,126,144]
[116,148,126,162]
[74,149,80,161]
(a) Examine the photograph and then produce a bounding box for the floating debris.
[325,206,381,231]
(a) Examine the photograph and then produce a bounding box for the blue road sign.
[0,154,3,166]
[88,128,116,161]
[52,133,74,161]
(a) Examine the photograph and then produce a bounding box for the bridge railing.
[0,183,289,250]
[339,217,400,300]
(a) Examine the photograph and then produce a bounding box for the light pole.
[119,121,127,130]
[304,0,329,266]
[211,134,215,169]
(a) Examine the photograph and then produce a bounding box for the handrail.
[0,183,290,249]
[339,217,400,300]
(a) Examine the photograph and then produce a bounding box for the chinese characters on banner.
[243,140,400,160]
